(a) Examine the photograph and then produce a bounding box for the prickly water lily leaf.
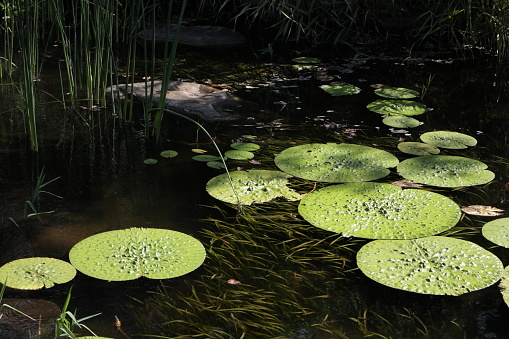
[420,131,477,149]
[206,169,302,205]
[224,149,254,160]
[192,154,221,162]
[69,228,206,281]
[367,99,427,116]
[500,266,509,308]
[462,205,504,216]
[298,182,461,239]
[357,236,504,296]
[230,142,260,151]
[397,155,495,187]
[374,86,420,99]
[160,150,178,158]
[397,142,440,155]
[0,257,76,290]
[482,218,509,248]
[383,116,421,128]
[274,143,399,183]
[320,83,361,96]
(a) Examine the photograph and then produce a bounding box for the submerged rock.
[138,24,247,48]
[108,80,241,120]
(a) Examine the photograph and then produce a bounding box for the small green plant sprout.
[298,182,461,239]
[320,83,361,96]
[274,143,399,183]
[69,228,206,281]
[482,218,509,248]
[357,236,504,296]
[206,169,302,205]
[397,142,440,155]
[374,86,420,99]
[367,99,428,116]
[24,168,61,219]
[397,155,495,187]
[420,131,477,149]
[0,258,76,290]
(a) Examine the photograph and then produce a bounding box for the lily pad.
[357,236,504,296]
[69,228,206,281]
[274,143,399,183]
[374,86,420,99]
[383,116,421,128]
[320,83,361,96]
[192,148,207,154]
[397,155,495,187]
[0,257,76,290]
[224,149,254,160]
[298,182,461,239]
[160,150,178,158]
[206,169,302,205]
[397,142,440,155]
[292,57,321,64]
[230,142,260,151]
[420,131,477,149]
[367,99,428,116]
[462,205,504,216]
[192,154,221,162]
[500,266,509,308]
[482,218,509,248]
[143,158,158,165]
[207,161,226,169]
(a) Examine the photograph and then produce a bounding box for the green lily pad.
[207,161,226,169]
[357,236,504,296]
[69,228,206,281]
[230,142,260,151]
[397,142,440,155]
[224,149,254,160]
[420,131,477,149]
[292,57,321,64]
[320,83,361,96]
[192,154,221,162]
[482,218,509,248]
[397,155,495,187]
[160,150,178,158]
[274,143,399,183]
[298,182,461,239]
[374,86,420,99]
[367,99,428,116]
[143,158,158,164]
[500,266,509,308]
[383,116,421,128]
[192,148,207,154]
[0,257,76,290]
[206,169,302,205]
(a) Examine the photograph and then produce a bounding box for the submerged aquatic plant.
[357,236,504,296]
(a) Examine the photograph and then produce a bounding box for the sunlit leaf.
[320,83,361,96]
[224,149,254,160]
[397,142,440,155]
[383,116,421,128]
[482,218,509,247]
[367,99,428,116]
[374,86,420,99]
[420,131,477,149]
[230,142,260,151]
[160,150,178,158]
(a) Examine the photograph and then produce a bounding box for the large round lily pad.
[482,218,509,248]
[274,143,399,183]
[397,142,440,155]
[0,257,76,290]
[298,182,461,239]
[69,228,206,281]
[420,131,477,149]
[397,155,495,187]
[367,99,427,116]
[374,86,420,99]
[357,236,504,296]
[206,169,302,205]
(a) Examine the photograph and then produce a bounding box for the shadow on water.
[2,47,509,337]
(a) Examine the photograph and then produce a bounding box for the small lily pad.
[383,116,421,128]
[192,149,207,154]
[397,142,440,155]
[420,131,477,149]
[374,86,420,99]
[482,218,509,248]
[292,57,321,64]
[206,169,302,205]
[224,149,254,160]
[357,236,504,296]
[397,155,495,187]
[0,257,76,290]
[500,266,509,308]
[160,150,178,158]
[298,182,461,239]
[275,143,399,183]
[69,228,206,281]
[320,83,361,96]
[462,205,504,216]
[207,161,226,169]
[230,142,260,151]
[192,154,221,162]
[367,99,428,116]
[143,158,158,165]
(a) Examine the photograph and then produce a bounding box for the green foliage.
[320,83,361,96]
[397,142,440,155]
[367,99,428,116]
[383,116,421,128]
[375,86,420,99]
[482,218,509,248]
[420,131,477,149]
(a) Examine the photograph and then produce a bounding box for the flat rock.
[108,80,240,120]
[138,24,246,48]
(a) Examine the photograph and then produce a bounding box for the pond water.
[1,46,509,338]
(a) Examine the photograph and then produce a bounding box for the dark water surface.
[2,48,509,338]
